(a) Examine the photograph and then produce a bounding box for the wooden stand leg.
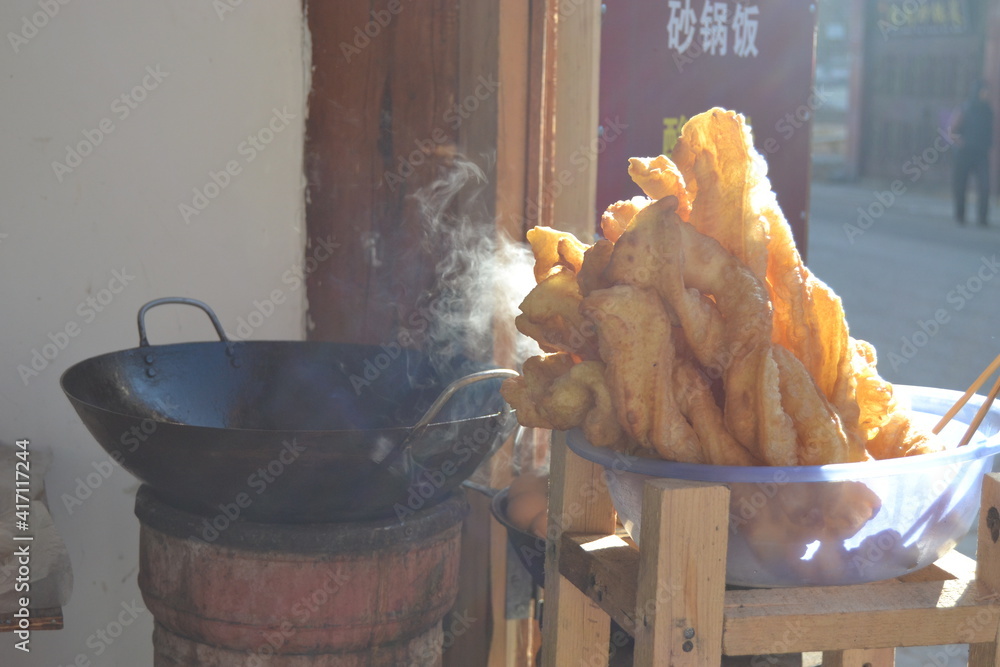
[632,479,729,666]
[822,648,895,666]
[546,470,1000,665]
[971,644,1000,667]
[541,432,616,667]
[969,474,1000,667]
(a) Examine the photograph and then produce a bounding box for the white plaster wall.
[0,1,307,664]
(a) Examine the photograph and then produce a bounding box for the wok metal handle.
[378,368,518,471]
[461,480,500,499]
[376,368,520,483]
[138,297,230,347]
[409,369,519,432]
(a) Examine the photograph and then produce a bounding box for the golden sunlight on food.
[502,108,942,467]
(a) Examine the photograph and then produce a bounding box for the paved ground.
[808,181,1000,394]
[803,180,1000,667]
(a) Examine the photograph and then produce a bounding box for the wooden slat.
[541,432,616,667]
[485,458,518,667]
[445,490,493,667]
[452,0,515,663]
[304,2,418,343]
[969,474,1000,667]
[490,509,515,667]
[974,474,1000,595]
[305,0,462,344]
[724,577,996,654]
[495,0,530,243]
[895,549,974,583]
[632,480,728,666]
[559,532,640,632]
[441,0,504,663]
[557,528,1000,656]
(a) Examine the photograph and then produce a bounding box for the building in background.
[815,0,1000,190]
[812,0,853,180]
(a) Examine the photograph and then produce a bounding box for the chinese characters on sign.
[667,0,760,58]
[876,0,966,36]
[599,0,816,244]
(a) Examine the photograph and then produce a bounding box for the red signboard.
[597,0,818,251]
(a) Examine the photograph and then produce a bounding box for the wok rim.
[60,339,511,435]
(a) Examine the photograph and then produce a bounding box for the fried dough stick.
[603,197,727,371]
[765,202,889,461]
[671,109,770,280]
[675,216,776,451]
[525,226,588,282]
[600,196,650,243]
[582,285,704,463]
[605,197,798,465]
[867,409,943,459]
[577,240,615,297]
[500,353,576,428]
[850,339,895,438]
[627,156,692,221]
[669,109,899,461]
[500,354,626,449]
[673,359,759,466]
[514,266,600,360]
[682,217,855,465]
[548,361,627,449]
[773,345,859,464]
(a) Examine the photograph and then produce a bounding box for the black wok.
[61,298,518,523]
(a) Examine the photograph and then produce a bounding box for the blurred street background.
[808,0,1000,394]
[803,180,999,667]
[803,122,1000,667]
[801,6,998,662]
[808,181,1000,396]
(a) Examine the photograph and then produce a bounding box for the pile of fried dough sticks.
[502,109,939,468]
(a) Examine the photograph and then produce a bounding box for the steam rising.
[408,156,541,372]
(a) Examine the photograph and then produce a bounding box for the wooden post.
[547,0,603,240]
[304,0,462,344]
[969,474,1000,667]
[540,0,606,659]
[524,0,556,234]
[541,433,617,666]
[632,480,728,667]
[304,2,539,664]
